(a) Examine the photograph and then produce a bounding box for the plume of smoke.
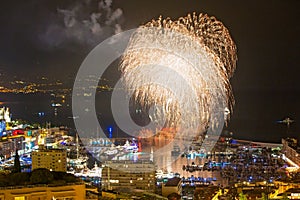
[39,0,124,49]
[105,8,123,25]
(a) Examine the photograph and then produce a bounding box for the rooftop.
[165,177,181,187]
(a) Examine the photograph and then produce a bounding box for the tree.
[167,193,181,200]
[261,193,268,200]
[63,173,79,183]
[30,168,54,184]
[13,150,21,173]
[0,154,4,160]
[9,172,30,186]
[0,172,9,187]
[52,171,79,183]
[239,192,248,200]
[282,193,289,200]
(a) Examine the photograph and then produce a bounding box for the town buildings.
[101,160,156,192]
[31,145,67,172]
[161,177,182,197]
[0,183,85,200]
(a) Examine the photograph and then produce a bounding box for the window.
[14,197,25,200]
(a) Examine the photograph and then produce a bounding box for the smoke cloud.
[39,0,124,49]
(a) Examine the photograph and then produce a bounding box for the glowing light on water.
[120,13,237,135]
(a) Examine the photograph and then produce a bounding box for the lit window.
[14,197,25,200]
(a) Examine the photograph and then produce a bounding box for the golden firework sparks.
[120,12,237,135]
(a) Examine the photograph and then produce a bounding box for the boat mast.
[76,133,79,160]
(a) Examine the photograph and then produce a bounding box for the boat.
[171,144,181,156]
[155,169,174,179]
[87,162,102,177]
[104,149,118,155]
[123,140,138,153]
[67,156,88,170]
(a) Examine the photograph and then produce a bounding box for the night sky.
[0,0,299,142]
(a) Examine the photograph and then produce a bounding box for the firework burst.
[119,12,237,135]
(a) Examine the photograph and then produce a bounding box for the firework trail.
[119,13,237,137]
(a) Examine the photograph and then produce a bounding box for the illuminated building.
[0,136,25,159]
[0,183,85,200]
[0,120,6,138]
[161,177,182,197]
[0,107,11,138]
[272,181,300,197]
[282,138,300,167]
[0,140,14,159]
[0,107,11,123]
[31,145,67,172]
[101,160,156,192]
[46,127,68,136]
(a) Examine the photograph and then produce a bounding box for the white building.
[0,107,11,123]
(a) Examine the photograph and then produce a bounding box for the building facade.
[162,177,182,197]
[0,136,25,159]
[101,160,156,192]
[31,145,67,172]
[0,183,85,200]
[282,138,300,166]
